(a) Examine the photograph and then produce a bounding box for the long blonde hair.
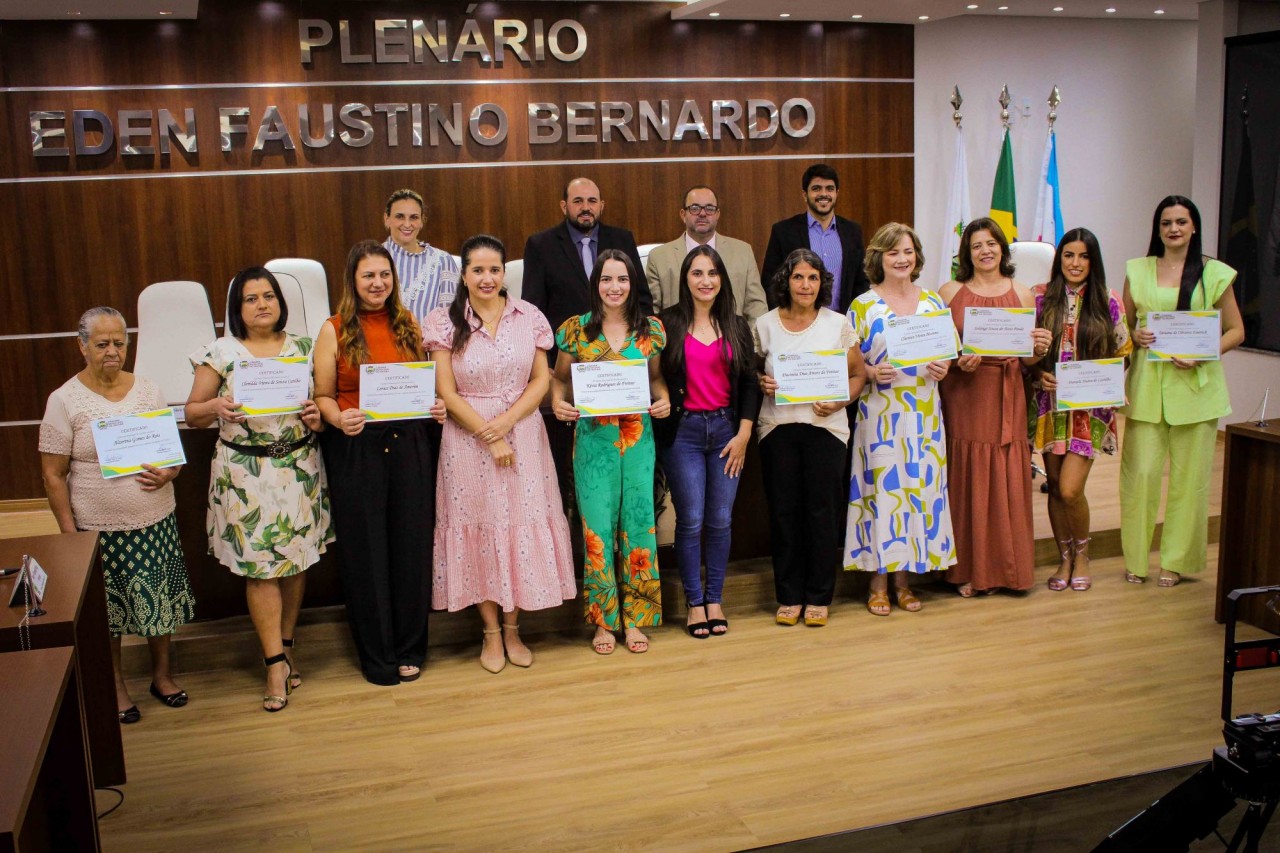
[336,240,423,366]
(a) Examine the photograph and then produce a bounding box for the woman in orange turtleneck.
[314,240,443,686]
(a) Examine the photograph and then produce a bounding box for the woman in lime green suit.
[1120,196,1244,586]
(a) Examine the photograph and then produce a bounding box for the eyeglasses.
[684,204,719,215]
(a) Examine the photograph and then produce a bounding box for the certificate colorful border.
[236,356,311,416]
[360,361,436,421]
[575,358,651,417]
[96,408,187,478]
[775,349,850,404]
[961,307,1036,357]
[1145,311,1221,362]
[886,309,959,368]
[1054,358,1126,411]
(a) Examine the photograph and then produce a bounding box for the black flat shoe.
[149,682,189,708]
[118,705,140,724]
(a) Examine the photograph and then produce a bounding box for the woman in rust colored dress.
[939,218,1051,595]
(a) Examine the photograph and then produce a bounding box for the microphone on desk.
[1257,388,1270,428]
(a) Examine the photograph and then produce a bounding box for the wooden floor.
[3,435,1246,851]
[80,546,1274,853]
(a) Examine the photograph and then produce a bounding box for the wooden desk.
[1216,420,1280,633]
[0,532,124,787]
[0,647,100,852]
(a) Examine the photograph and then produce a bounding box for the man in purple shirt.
[762,163,870,315]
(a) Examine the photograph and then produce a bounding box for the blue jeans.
[661,409,742,605]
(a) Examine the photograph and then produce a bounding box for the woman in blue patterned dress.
[845,223,956,615]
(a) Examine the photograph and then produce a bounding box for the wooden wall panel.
[0,1,914,512]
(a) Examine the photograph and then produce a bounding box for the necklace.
[473,302,504,334]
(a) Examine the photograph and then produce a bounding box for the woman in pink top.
[656,246,760,638]
[426,235,576,673]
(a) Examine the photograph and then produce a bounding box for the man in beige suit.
[645,185,767,322]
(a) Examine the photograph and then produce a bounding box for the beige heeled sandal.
[502,622,533,668]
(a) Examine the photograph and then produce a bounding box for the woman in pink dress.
[425,234,576,673]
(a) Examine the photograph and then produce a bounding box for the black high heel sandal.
[686,602,711,639]
[281,638,302,690]
[262,652,293,713]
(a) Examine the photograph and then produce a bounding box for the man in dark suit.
[761,163,871,315]
[522,177,651,334]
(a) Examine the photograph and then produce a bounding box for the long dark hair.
[227,266,288,340]
[659,245,754,380]
[954,217,1016,283]
[1038,228,1117,365]
[448,234,507,355]
[584,249,649,343]
[336,240,423,366]
[770,248,834,309]
[1146,195,1207,311]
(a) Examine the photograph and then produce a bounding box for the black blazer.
[521,222,651,335]
[654,312,762,449]
[761,213,871,316]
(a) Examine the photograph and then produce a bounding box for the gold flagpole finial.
[1047,85,1061,131]
[999,84,1012,130]
[951,86,963,129]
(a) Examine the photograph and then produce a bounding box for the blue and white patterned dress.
[845,289,956,574]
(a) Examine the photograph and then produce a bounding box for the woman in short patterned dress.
[846,223,956,615]
[1029,228,1132,592]
[40,307,195,724]
[185,267,333,711]
[552,249,671,655]
[426,235,576,673]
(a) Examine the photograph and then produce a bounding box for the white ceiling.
[0,0,198,19]
[671,0,1200,22]
[0,0,1200,22]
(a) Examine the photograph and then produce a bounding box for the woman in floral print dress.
[552,250,671,655]
[186,267,333,711]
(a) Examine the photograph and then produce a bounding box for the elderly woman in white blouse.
[40,307,195,725]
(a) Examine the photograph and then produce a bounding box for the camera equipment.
[1094,586,1280,852]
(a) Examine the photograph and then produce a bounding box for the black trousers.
[759,423,845,607]
[322,421,435,686]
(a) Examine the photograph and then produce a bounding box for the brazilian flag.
[990,130,1018,241]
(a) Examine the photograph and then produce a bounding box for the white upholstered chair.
[504,258,524,301]
[225,273,309,339]
[1009,241,1057,288]
[636,243,662,271]
[265,258,331,339]
[134,281,216,408]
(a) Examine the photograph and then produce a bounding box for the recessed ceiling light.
[1154,8,1165,12]
[709,11,719,16]
[159,9,173,14]
[998,5,1009,9]
[66,9,81,14]
[967,3,979,7]
[1105,6,1116,11]
[919,14,930,19]
[851,14,863,18]
[1053,5,1063,10]
[779,12,790,17]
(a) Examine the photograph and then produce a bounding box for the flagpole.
[939,86,970,285]
[989,85,1018,241]
[1033,85,1064,245]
